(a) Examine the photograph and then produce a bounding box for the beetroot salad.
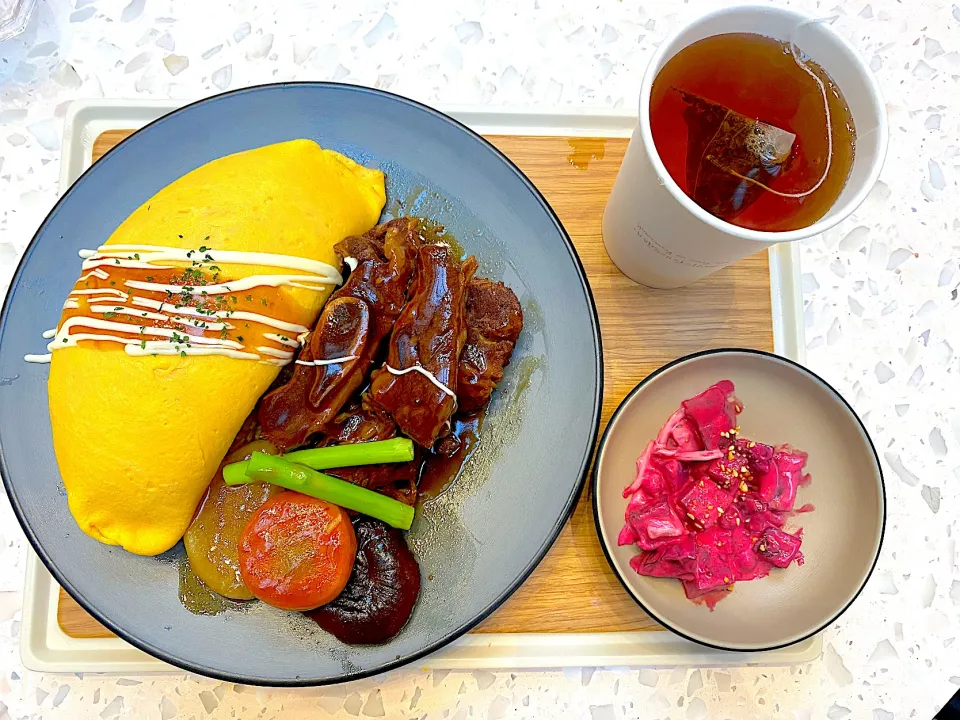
[618,380,811,608]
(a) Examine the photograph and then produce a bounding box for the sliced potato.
[184,441,282,599]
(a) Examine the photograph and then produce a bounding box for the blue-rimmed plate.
[0,83,602,685]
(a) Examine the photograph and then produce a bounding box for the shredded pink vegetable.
[619,380,811,609]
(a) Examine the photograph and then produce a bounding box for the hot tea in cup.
[602,6,885,288]
[649,32,856,232]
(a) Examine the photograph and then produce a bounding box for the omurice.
[28,138,524,646]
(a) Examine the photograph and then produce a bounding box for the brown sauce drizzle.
[418,411,485,502]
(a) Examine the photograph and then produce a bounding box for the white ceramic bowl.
[592,349,885,651]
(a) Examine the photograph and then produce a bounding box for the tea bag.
[675,88,797,221]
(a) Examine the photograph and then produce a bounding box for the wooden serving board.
[58,131,773,639]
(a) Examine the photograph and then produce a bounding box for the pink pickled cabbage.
[620,380,809,609]
[624,501,687,551]
[681,379,737,449]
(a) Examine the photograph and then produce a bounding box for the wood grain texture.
[59,131,772,639]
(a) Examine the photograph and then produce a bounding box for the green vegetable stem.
[222,438,414,486]
[241,452,415,531]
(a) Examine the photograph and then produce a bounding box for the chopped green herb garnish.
[180,351,186,358]
[140,340,146,349]
[261,298,268,306]
[134,253,140,260]
[237,335,244,342]
[102,312,116,319]
[245,294,253,302]
[110,281,116,286]
[146,276,154,282]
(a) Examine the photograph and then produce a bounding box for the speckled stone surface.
[0,0,957,717]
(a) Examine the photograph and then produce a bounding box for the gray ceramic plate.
[0,83,602,685]
[593,349,884,651]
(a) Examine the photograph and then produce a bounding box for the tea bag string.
[708,18,836,199]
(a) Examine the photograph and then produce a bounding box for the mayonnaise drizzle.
[87,304,233,330]
[83,259,174,271]
[87,244,343,281]
[25,331,58,362]
[344,257,359,272]
[256,346,295,359]
[128,297,310,334]
[124,274,335,296]
[384,363,457,399]
[295,355,358,367]
[264,332,300,348]
[125,342,259,361]
[54,316,245,349]
[70,288,129,300]
[88,305,169,322]
[79,268,110,281]
[175,317,234,330]
[43,245,344,366]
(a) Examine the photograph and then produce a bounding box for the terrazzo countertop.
[0,0,958,717]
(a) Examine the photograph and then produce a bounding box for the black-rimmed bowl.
[593,349,884,651]
[0,83,602,685]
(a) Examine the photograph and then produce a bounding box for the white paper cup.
[602,5,888,288]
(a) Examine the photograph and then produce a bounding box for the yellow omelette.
[48,139,385,556]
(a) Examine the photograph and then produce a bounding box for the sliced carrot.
[238,491,356,611]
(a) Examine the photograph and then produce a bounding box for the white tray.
[20,99,814,675]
